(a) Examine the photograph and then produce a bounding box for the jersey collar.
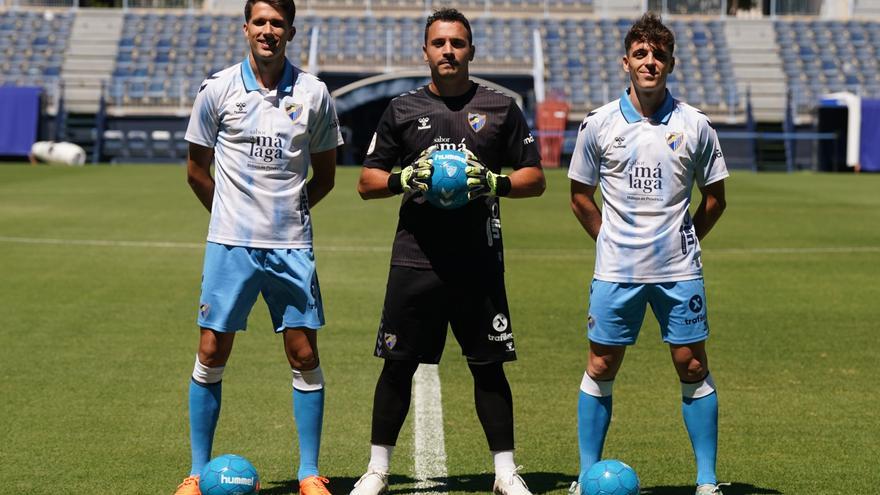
[619,88,674,124]
[240,57,296,94]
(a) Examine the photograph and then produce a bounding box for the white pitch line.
[413,364,447,494]
[1,236,879,257]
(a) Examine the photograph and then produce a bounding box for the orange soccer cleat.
[300,475,332,495]
[174,475,201,495]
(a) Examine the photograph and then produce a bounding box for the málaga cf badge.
[468,113,486,132]
[286,102,304,123]
[666,132,684,151]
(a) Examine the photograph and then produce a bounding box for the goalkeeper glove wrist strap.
[495,175,512,197]
[387,172,404,194]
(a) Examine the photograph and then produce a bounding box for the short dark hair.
[424,7,472,45]
[245,0,296,28]
[624,12,674,55]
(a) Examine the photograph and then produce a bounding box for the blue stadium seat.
[126,130,150,158]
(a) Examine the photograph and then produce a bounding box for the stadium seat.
[102,129,126,161]
[126,130,151,159]
[150,130,174,159]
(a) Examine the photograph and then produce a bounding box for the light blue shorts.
[585,278,709,346]
[197,242,324,332]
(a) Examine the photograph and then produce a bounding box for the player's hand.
[388,146,437,194]
[400,161,432,193]
[465,160,510,199]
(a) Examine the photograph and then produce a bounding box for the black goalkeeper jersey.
[363,82,541,273]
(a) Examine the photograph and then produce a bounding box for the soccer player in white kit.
[175,0,342,494]
[568,13,729,495]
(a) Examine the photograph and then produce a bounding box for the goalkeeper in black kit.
[348,7,545,495]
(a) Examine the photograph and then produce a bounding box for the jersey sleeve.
[309,84,344,154]
[694,117,730,187]
[362,103,401,171]
[185,75,222,149]
[567,113,602,186]
[501,99,541,170]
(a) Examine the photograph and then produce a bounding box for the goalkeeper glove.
[388,147,434,194]
[465,160,511,199]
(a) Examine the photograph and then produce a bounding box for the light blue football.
[579,459,640,495]
[424,149,470,210]
[199,454,260,495]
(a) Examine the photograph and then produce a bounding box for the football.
[423,149,470,210]
[579,459,640,495]
[199,454,260,495]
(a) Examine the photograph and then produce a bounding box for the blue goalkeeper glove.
[388,146,435,194]
[465,152,511,199]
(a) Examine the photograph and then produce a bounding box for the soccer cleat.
[301,475,333,495]
[173,475,201,495]
[349,470,389,495]
[568,481,580,495]
[696,482,731,495]
[493,466,532,495]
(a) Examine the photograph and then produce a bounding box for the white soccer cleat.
[349,470,389,495]
[493,466,532,495]
[568,481,581,495]
[696,482,731,495]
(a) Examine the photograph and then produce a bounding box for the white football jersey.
[568,89,729,283]
[186,58,343,249]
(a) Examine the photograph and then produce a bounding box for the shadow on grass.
[259,472,572,495]
[642,482,782,495]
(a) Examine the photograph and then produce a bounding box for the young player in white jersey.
[568,13,729,495]
[175,0,342,494]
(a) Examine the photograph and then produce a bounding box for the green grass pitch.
[0,165,878,494]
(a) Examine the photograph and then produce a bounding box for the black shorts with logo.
[374,265,516,364]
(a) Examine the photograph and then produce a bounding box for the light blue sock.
[292,366,326,480]
[189,379,221,476]
[682,377,718,486]
[293,387,324,480]
[577,373,613,478]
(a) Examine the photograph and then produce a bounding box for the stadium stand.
[3,0,880,169]
[0,9,73,112]
[104,11,736,118]
[776,18,880,112]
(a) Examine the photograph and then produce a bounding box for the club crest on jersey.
[468,113,487,132]
[666,132,684,151]
[384,333,397,350]
[286,102,304,122]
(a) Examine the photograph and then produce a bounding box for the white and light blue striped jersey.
[568,89,728,283]
[186,58,342,249]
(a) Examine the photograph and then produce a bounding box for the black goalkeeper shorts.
[373,265,517,364]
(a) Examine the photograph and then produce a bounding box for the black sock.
[370,359,420,446]
[469,362,515,451]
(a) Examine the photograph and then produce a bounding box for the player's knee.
[467,362,507,389]
[587,354,618,380]
[676,360,707,382]
[288,350,319,371]
[381,359,419,384]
